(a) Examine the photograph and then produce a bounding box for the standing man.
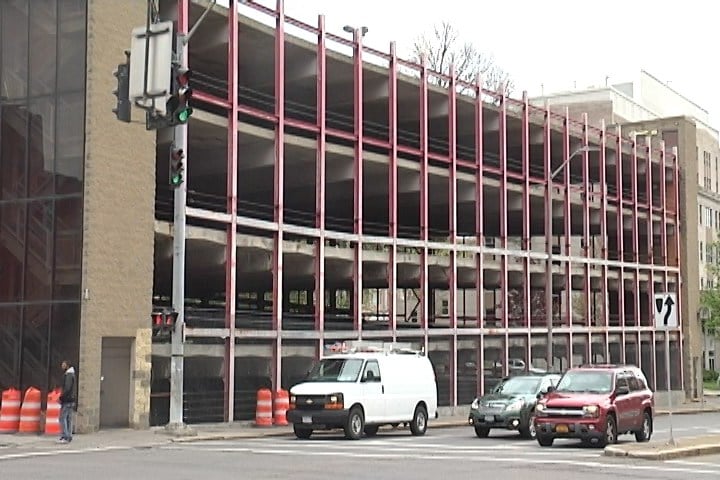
[59,360,76,444]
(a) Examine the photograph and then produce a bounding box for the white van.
[286,342,438,440]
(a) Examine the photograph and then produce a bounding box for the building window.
[701,241,704,261]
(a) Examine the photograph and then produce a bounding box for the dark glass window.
[0,305,22,390]
[0,201,26,302]
[20,304,51,392]
[0,1,29,101]
[23,200,54,302]
[0,104,28,201]
[53,197,83,300]
[29,1,57,97]
[57,0,86,93]
[27,97,55,197]
[55,92,84,194]
[0,0,86,396]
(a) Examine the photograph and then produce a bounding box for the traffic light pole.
[168,32,190,433]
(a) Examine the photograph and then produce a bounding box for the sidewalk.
[2,398,720,454]
[605,435,720,461]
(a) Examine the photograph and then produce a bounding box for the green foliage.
[703,368,719,383]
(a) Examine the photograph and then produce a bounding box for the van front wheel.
[344,407,364,440]
[410,404,428,436]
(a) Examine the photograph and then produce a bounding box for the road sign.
[653,293,678,328]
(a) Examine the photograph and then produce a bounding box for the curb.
[605,443,720,461]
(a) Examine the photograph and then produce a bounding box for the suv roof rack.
[577,363,639,369]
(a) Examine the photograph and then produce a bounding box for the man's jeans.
[60,403,74,440]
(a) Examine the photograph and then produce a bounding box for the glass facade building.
[0,0,86,395]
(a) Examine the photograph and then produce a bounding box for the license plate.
[302,416,312,424]
[484,415,495,423]
[555,424,568,433]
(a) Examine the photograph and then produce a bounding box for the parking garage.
[148,0,684,424]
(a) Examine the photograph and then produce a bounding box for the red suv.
[534,365,654,448]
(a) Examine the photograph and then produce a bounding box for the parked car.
[287,342,438,440]
[534,364,654,447]
[468,374,560,439]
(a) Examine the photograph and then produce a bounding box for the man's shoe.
[57,439,68,444]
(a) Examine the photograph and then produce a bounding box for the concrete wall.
[77,0,156,432]
[622,117,701,400]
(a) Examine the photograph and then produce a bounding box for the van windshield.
[306,358,364,382]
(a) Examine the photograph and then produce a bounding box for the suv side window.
[615,373,629,393]
[363,360,381,382]
[624,371,642,391]
[633,370,649,391]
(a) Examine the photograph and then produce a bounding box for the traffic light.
[151,309,180,338]
[169,144,185,187]
[112,54,131,123]
[166,66,193,126]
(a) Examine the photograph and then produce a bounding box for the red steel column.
[646,138,654,330]
[600,120,609,361]
[521,92,531,329]
[388,42,398,337]
[271,0,285,391]
[616,126,625,329]
[314,15,327,349]
[353,28,364,336]
[499,90,508,339]
[419,57,429,348]
[224,0,239,422]
[562,109,572,329]
[582,114,591,329]
[474,76,484,395]
[660,141,668,265]
[448,66,458,406]
[631,138,641,328]
[543,105,553,368]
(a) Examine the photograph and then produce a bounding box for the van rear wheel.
[410,404,428,436]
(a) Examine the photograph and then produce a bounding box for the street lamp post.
[545,145,600,372]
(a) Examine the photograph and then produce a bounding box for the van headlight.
[505,399,524,411]
[325,393,344,410]
[471,399,480,410]
[583,405,600,417]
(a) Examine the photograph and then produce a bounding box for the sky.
[234,0,719,130]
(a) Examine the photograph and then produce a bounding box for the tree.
[700,239,720,335]
[411,21,514,97]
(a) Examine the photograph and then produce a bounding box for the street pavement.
[3,412,720,479]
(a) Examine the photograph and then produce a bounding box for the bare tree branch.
[411,21,514,98]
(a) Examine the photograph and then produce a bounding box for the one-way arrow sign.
[654,293,678,329]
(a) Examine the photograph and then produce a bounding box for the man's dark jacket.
[60,366,76,404]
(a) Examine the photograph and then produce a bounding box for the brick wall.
[77,0,156,432]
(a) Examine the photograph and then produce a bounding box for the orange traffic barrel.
[0,388,22,433]
[255,388,273,427]
[18,386,42,434]
[44,388,62,436]
[273,389,289,426]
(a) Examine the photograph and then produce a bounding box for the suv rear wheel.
[635,411,652,443]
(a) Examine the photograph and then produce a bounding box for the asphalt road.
[4,412,720,479]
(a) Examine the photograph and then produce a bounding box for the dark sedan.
[468,374,560,439]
